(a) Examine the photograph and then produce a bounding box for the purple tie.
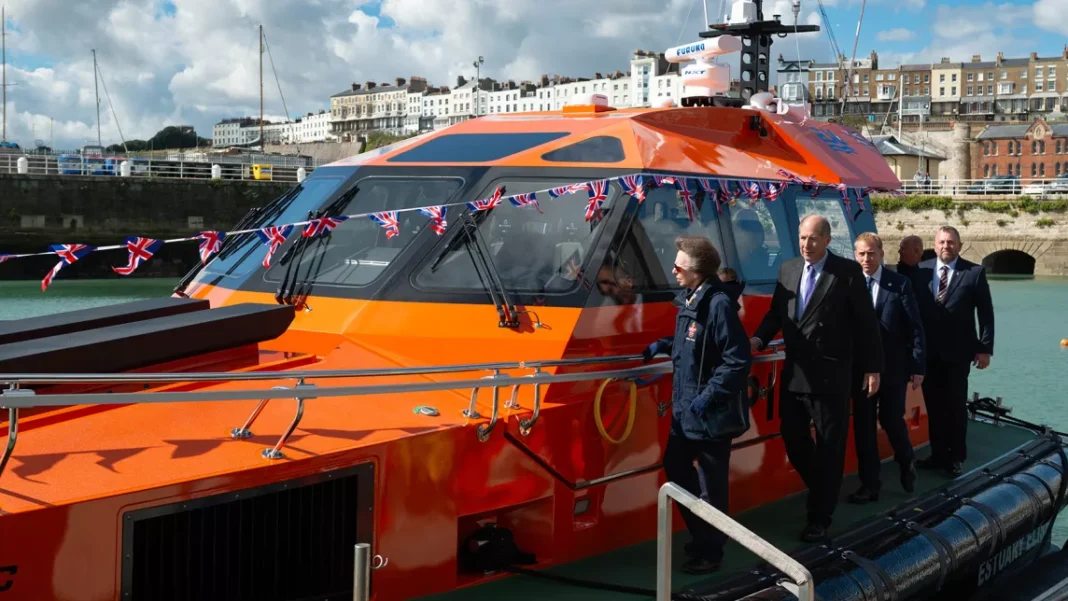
[798,264,816,318]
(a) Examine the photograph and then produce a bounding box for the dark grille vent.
[121,463,374,601]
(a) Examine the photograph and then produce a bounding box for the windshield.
[199,175,347,279]
[413,179,615,295]
[262,176,464,288]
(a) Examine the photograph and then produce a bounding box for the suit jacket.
[894,261,918,278]
[869,268,925,386]
[754,251,883,396]
[911,257,994,364]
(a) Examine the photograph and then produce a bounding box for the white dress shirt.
[865,265,882,307]
[931,257,959,297]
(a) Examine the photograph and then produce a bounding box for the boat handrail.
[0,340,786,386]
[0,349,786,484]
[657,482,813,601]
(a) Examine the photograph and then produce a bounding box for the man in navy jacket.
[848,233,926,504]
[643,236,752,575]
[911,226,994,476]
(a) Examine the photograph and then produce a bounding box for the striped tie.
[936,266,949,303]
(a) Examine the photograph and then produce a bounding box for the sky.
[0,0,1066,150]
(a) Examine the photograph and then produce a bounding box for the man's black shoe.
[900,461,917,493]
[847,486,880,504]
[681,557,722,575]
[800,523,828,543]
[916,456,945,470]
[947,461,964,477]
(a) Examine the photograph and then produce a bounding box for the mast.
[92,48,101,146]
[2,5,6,143]
[258,24,263,151]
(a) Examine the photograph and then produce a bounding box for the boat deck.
[425,418,1038,601]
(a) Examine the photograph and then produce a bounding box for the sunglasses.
[673,264,694,273]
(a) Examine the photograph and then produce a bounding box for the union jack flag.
[584,179,609,222]
[653,175,677,188]
[256,225,294,268]
[113,237,162,276]
[621,174,646,203]
[675,179,696,222]
[197,231,225,263]
[717,179,739,207]
[370,211,401,239]
[777,169,822,196]
[743,181,762,203]
[857,188,875,212]
[42,243,95,292]
[561,250,591,291]
[695,178,722,214]
[508,192,542,213]
[467,186,504,211]
[0,254,13,263]
[418,206,447,235]
[759,181,786,201]
[303,215,349,238]
[547,182,589,198]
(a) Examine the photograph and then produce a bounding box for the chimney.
[395,77,406,87]
[595,72,603,79]
[940,57,950,64]
[996,51,1004,65]
[365,81,376,89]
[971,55,981,63]
[351,83,360,91]
[1063,45,1068,59]
[457,75,467,87]
[541,74,550,87]
[1030,52,1038,60]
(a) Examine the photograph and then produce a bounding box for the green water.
[2,276,1068,543]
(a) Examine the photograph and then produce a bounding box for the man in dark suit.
[896,235,924,277]
[911,226,994,476]
[751,215,883,542]
[847,233,926,504]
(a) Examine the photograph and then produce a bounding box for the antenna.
[2,5,5,143]
[92,49,101,146]
[258,24,263,151]
[700,0,819,100]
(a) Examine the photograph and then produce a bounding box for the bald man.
[752,216,883,542]
[896,236,924,277]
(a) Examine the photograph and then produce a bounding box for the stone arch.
[966,239,1052,277]
[982,249,1035,276]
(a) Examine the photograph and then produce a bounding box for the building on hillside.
[871,134,946,180]
[809,60,841,118]
[212,118,259,147]
[975,119,1068,181]
[993,53,1032,121]
[899,64,932,124]
[330,76,429,140]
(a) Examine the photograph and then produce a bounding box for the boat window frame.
[407,175,625,301]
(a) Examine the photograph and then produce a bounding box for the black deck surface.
[424,420,1039,601]
[0,303,294,373]
[0,297,209,346]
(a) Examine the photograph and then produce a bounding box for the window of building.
[1040,140,1046,154]
[939,87,945,96]
[967,86,973,96]
[984,164,990,177]
[1032,163,1038,177]
[952,74,958,82]
[889,73,897,81]
[1056,163,1062,176]
[968,73,974,82]
[1037,81,1044,92]
[952,87,957,95]
[940,74,946,83]
[1058,140,1063,154]
[1040,163,1046,176]
[992,165,998,175]
[1036,67,1044,78]
[987,85,993,95]
[876,73,884,81]
[1007,163,1013,175]
[1050,67,1057,79]
[1032,140,1038,154]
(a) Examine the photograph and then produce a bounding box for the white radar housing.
[664,36,741,98]
[567,93,609,107]
[728,0,758,25]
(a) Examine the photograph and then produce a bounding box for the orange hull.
[0,102,911,601]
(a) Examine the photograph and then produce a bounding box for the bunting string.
[0,170,901,288]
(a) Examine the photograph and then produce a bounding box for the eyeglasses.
[673,263,693,273]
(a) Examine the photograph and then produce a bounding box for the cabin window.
[793,195,856,258]
[540,136,626,163]
[202,175,347,279]
[726,201,794,283]
[413,179,614,294]
[387,132,570,162]
[260,177,465,287]
[616,184,726,293]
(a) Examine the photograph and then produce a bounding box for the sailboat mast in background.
[259,24,264,151]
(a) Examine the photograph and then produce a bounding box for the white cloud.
[1033,0,1068,35]
[876,28,916,42]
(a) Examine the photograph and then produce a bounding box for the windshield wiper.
[275,185,360,307]
[456,212,520,328]
[173,203,264,296]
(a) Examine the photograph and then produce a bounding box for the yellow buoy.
[1061,339,1068,347]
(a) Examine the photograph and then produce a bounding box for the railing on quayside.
[0,154,321,183]
[1,345,790,601]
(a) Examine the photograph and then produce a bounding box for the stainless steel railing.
[0,347,786,482]
[657,482,813,601]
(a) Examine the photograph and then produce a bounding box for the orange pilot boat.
[3,7,1068,601]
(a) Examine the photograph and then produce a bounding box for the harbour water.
[1,276,1067,541]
